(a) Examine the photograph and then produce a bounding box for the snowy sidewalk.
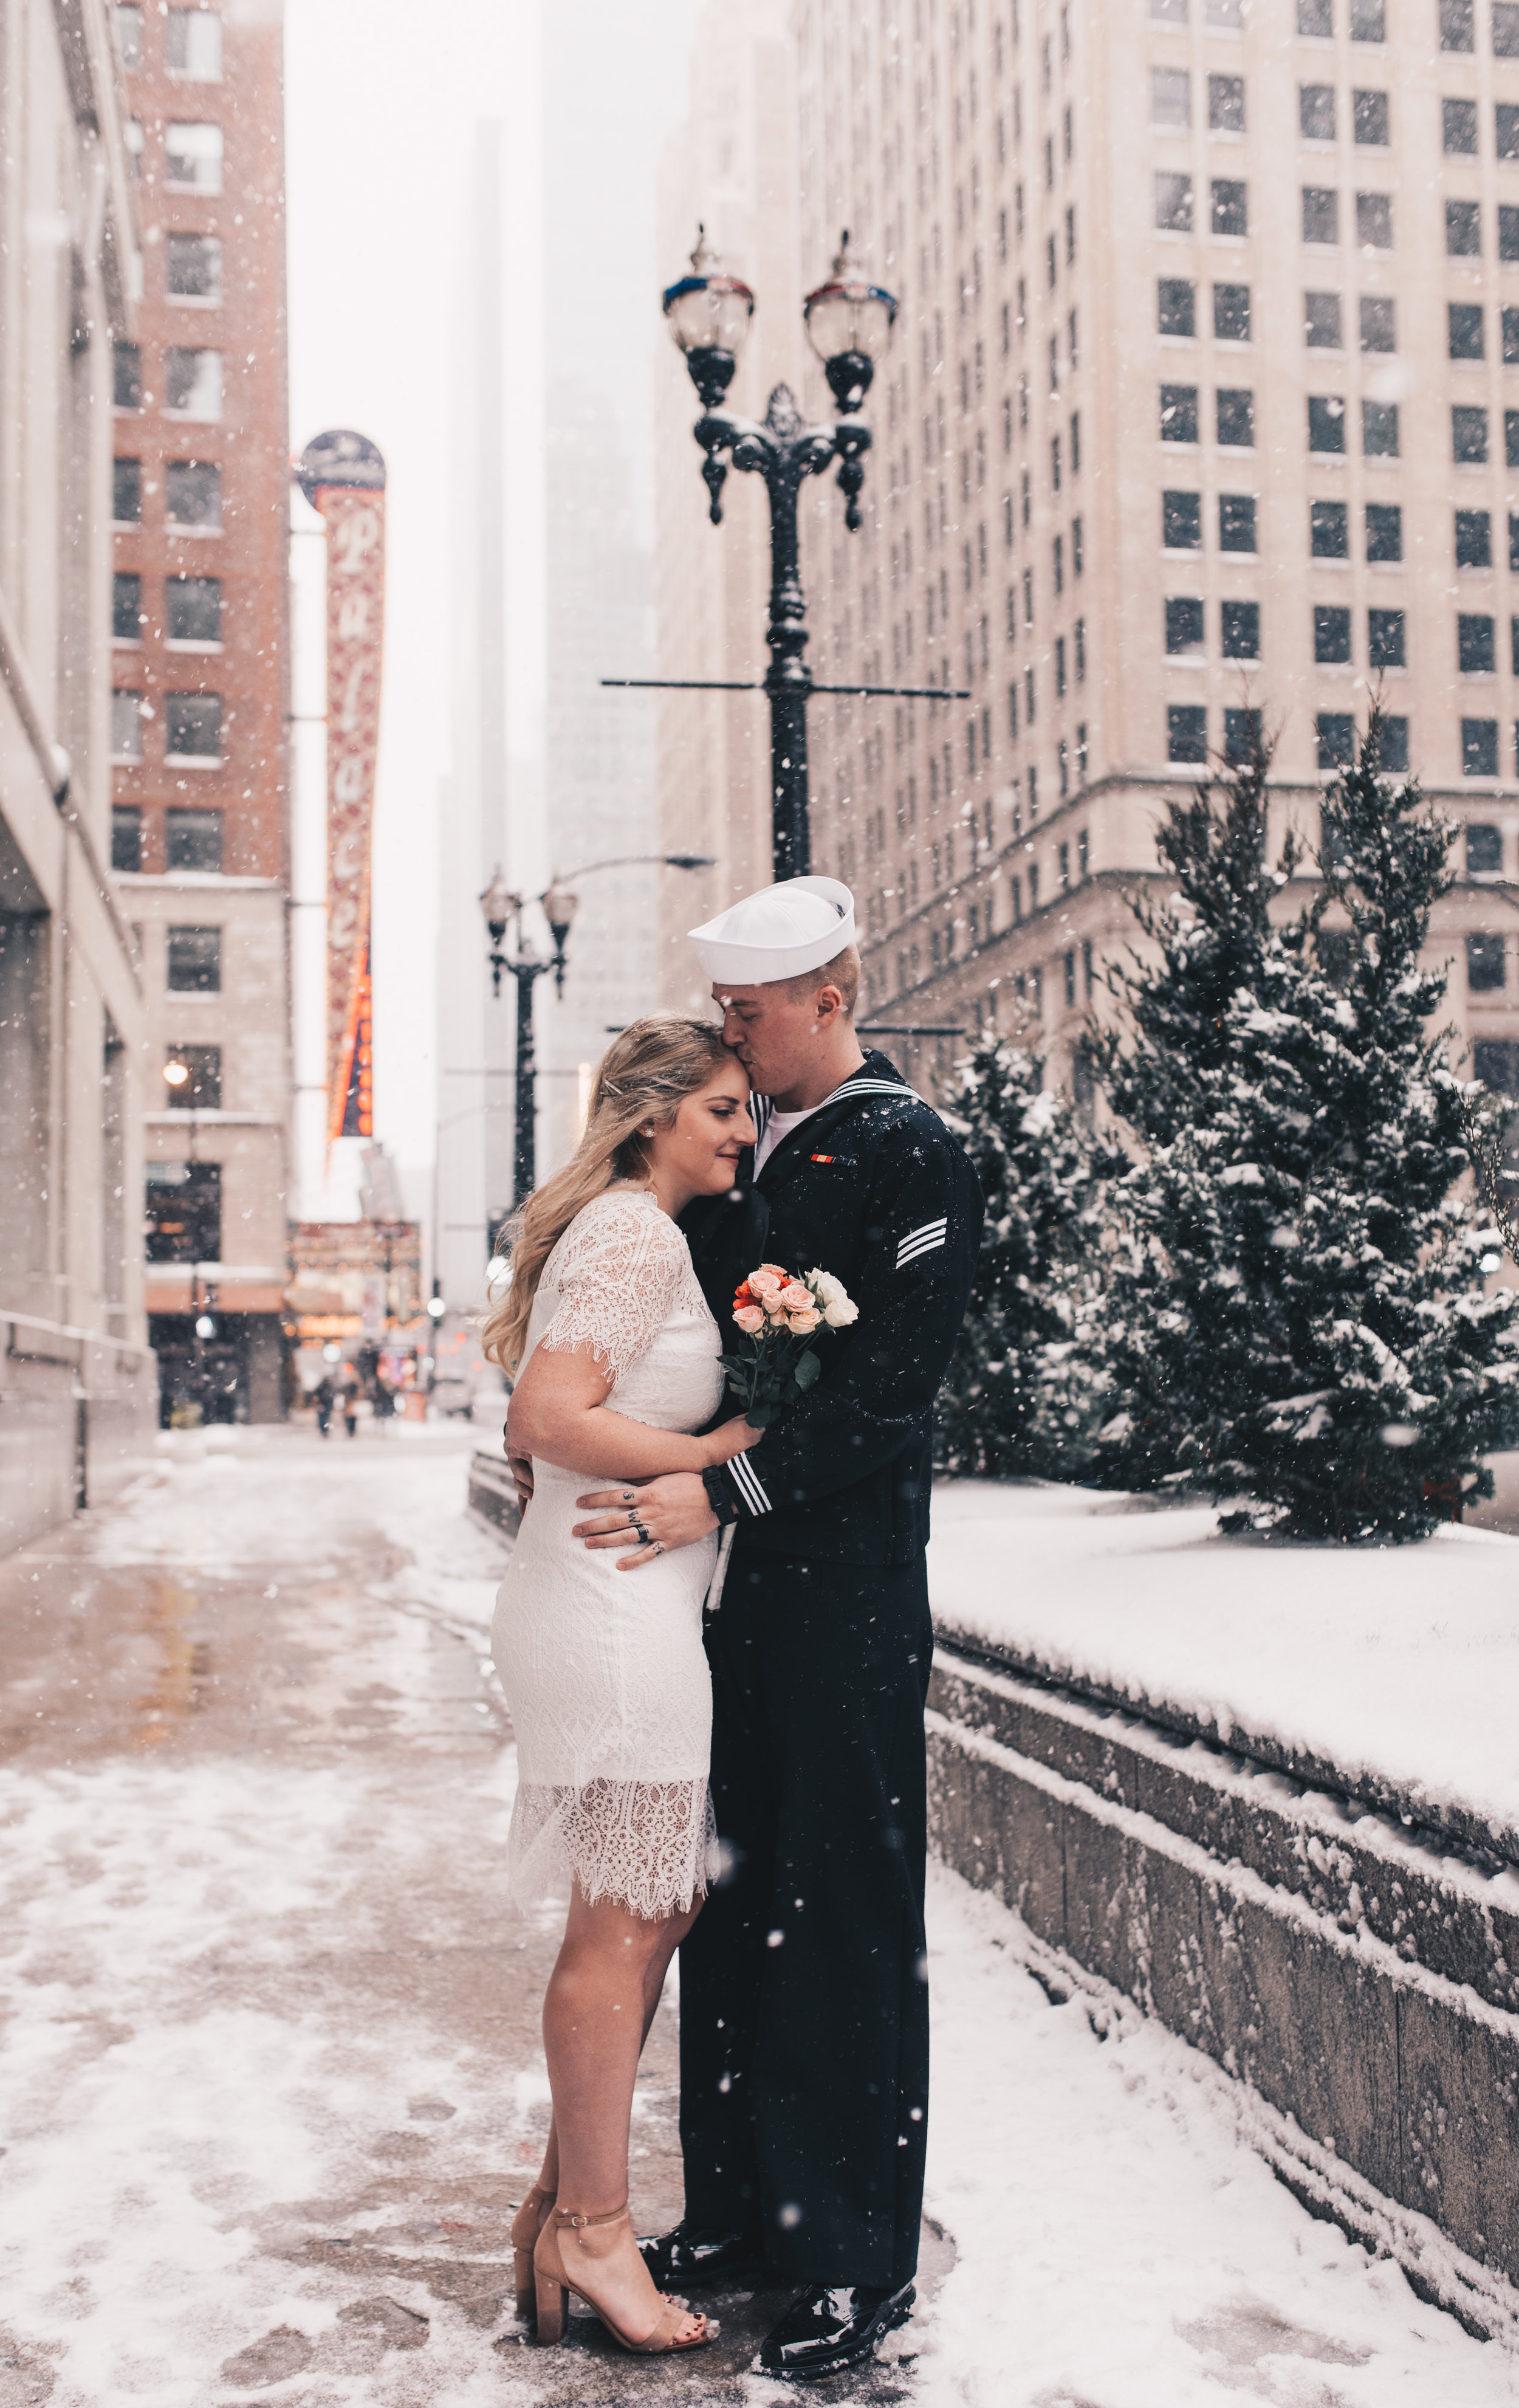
[0,1429,1514,2404]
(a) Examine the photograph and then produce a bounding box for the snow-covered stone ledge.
[924,1482,1519,2342]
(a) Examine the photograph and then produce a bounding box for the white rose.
[809,1268,845,1305]
[823,1295,859,1326]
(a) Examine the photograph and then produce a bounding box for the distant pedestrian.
[342,1374,360,1439]
[313,1377,335,1438]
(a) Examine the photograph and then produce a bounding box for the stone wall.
[0,1315,158,1555]
[927,1633,1519,2344]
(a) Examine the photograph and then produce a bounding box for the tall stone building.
[792,0,1519,1107]
[0,0,156,1546]
[655,0,805,1011]
[109,0,293,1419]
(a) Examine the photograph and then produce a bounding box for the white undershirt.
[753,1101,826,1174]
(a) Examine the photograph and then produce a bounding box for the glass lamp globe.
[541,879,580,955]
[663,225,755,410]
[479,869,516,936]
[804,231,899,411]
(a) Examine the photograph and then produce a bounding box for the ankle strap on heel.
[554,2201,629,2232]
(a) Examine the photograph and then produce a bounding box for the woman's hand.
[702,1412,763,1465]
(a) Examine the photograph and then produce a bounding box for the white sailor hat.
[688,875,856,985]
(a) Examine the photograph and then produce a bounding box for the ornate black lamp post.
[633,230,964,881]
[481,852,715,1211]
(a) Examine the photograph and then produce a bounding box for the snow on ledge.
[927,1478,1519,1866]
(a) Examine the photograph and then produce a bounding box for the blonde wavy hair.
[481,1014,735,1374]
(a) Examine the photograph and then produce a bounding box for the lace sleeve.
[538,1194,689,1388]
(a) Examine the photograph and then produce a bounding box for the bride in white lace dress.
[482,1016,758,2356]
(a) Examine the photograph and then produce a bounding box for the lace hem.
[506,1777,719,1921]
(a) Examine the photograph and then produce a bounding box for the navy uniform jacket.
[679,1050,984,1568]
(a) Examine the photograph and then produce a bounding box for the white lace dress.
[490,1188,726,1919]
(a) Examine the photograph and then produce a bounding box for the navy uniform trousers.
[676,1533,933,2289]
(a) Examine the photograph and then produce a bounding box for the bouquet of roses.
[721,1262,859,1428]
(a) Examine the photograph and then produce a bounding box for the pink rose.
[778,1281,812,1311]
[787,1308,821,1333]
[749,1268,784,1300]
[733,1304,766,1334]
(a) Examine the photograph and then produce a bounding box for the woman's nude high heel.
[510,2182,556,2320]
[533,2203,711,2352]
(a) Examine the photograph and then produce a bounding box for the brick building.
[768,0,1519,1108]
[109,0,293,1421]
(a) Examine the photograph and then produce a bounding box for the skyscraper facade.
[110,0,293,1420]
[793,0,1519,1107]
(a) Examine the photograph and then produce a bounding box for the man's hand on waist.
[573,1472,718,1570]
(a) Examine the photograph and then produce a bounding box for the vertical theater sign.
[295,430,387,1146]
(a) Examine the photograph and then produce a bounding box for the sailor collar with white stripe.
[752,1050,916,1178]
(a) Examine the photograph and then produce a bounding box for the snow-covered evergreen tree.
[1087,718,1519,1539]
[936,1038,1116,1478]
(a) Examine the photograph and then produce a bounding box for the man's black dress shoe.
[637,2220,764,2292]
[758,2282,916,2382]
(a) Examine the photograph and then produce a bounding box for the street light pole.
[480,853,715,1214]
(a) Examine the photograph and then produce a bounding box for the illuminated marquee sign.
[296,430,386,1147]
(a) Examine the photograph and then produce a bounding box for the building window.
[145,1161,221,1264]
[1317,712,1355,767]
[1075,619,1086,680]
[1462,718,1500,775]
[1209,74,1246,132]
[1450,302,1486,359]
[1078,827,1090,878]
[166,924,221,991]
[165,9,222,77]
[163,1044,221,1107]
[1161,384,1199,441]
[1168,704,1207,762]
[1469,823,1504,875]
[1503,205,1519,258]
[1212,179,1248,237]
[1509,410,1519,468]
[1359,295,1395,353]
[1300,83,1336,140]
[165,692,223,760]
[1460,614,1497,673]
[1354,89,1390,143]
[1453,405,1489,463]
[1298,0,1332,30]
[110,690,143,762]
[1222,707,1260,763]
[1351,0,1385,35]
[1305,291,1343,348]
[166,234,223,306]
[1214,283,1251,341]
[111,806,142,872]
[1499,1,1519,50]
[1363,397,1399,455]
[166,808,222,870]
[1444,97,1480,153]
[1457,508,1493,566]
[1368,607,1405,668]
[1153,66,1192,127]
[1469,932,1507,988]
[113,341,142,410]
[165,348,223,418]
[1163,490,1202,549]
[1221,599,1260,658]
[166,575,221,644]
[1166,596,1205,653]
[112,458,142,524]
[1219,493,1257,551]
[1499,103,1519,159]
[1442,0,1476,41]
[1360,504,1401,566]
[165,120,223,190]
[1063,948,1077,1007]
[1308,394,1346,452]
[1356,191,1393,249]
[1158,278,1196,337]
[1315,604,1353,663]
[112,570,142,642]
[1447,198,1482,256]
[1055,636,1068,697]
[1504,308,1519,365]
[1302,187,1339,245]
[1311,497,1349,556]
[115,4,144,67]
[1379,716,1410,770]
[165,459,222,529]
[1216,388,1254,447]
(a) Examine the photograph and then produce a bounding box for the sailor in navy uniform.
[631,875,983,2382]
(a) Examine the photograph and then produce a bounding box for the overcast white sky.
[284,0,702,1183]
